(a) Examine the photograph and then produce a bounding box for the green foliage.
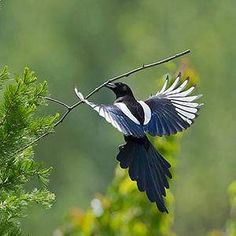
[224,181,236,236]
[0,1,235,234]
[207,181,236,236]
[0,67,58,235]
[56,135,180,236]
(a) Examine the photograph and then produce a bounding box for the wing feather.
[74,88,144,137]
[145,74,202,136]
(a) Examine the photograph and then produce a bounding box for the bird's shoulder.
[114,95,145,124]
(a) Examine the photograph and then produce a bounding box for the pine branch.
[17,49,190,152]
[0,68,56,233]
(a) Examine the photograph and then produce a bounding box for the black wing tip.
[177,72,181,78]
[183,77,190,85]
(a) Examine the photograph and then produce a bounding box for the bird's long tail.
[117,135,172,213]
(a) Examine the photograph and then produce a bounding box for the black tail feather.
[116,135,172,213]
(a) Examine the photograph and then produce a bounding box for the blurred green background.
[0,0,236,235]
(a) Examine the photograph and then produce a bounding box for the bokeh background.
[0,1,236,235]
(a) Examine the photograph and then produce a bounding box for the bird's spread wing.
[145,74,203,136]
[75,89,144,137]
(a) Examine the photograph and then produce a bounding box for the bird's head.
[105,82,134,98]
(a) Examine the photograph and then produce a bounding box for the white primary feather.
[162,76,180,94]
[177,113,192,124]
[167,86,195,98]
[171,100,200,108]
[158,76,169,94]
[169,94,202,102]
[173,103,198,113]
[175,108,196,119]
[166,79,189,95]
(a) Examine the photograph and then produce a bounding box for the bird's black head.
[105,82,134,98]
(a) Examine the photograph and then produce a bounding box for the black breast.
[115,96,145,125]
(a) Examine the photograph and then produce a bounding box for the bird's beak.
[105,82,116,89]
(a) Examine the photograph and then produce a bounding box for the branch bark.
[19,49,190,153]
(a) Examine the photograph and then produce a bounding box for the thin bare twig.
[18,49,190,153]
[43,96,71,109]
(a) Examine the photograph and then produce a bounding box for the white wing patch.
[74,88,144,137]
[114,102,140,125]
[138,101,152,125]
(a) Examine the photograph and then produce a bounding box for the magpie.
[75,73,203,213]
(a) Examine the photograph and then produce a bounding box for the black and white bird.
[75,73,203,213]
